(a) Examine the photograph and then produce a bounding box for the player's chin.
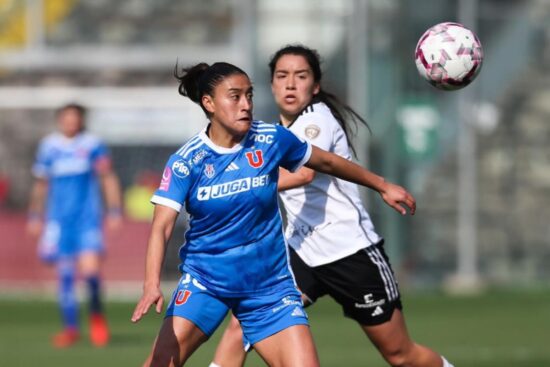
[235,118,252,130]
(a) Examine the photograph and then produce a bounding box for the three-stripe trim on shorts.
[364,246,399,301]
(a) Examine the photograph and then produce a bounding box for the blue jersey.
[151,121,312,297]
[32,132,110,226]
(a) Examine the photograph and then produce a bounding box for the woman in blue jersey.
[27,103,122,347]
[211,46,454,367]
[131,61,415,367]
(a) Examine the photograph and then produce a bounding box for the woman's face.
[271,54,320,123]
[57,108,84,138]
[203,73,253,138]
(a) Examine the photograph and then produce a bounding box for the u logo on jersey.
[175,290,192,306]
[245,149,264,168]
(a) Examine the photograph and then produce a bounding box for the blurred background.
[0,0,550,365]
[2,0,550,290]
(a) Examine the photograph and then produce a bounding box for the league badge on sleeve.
[159,167,172,191]
[304,124,321,139]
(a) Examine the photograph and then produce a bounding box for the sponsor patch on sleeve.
[172,159,190,178]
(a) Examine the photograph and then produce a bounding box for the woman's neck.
[207,123,244,148]
[280,114,296,127]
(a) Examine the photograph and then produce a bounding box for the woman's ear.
[313,83,320,96]
[202,95,215,114]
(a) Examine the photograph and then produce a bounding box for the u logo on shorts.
[175,290,192,306]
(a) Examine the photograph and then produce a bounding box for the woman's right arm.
[131,204,179,323]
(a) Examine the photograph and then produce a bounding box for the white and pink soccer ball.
[415,22,483,90]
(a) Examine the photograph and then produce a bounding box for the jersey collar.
[198,126,245,154]
[284,101,316,129]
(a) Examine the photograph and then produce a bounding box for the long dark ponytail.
[269,45,370,157]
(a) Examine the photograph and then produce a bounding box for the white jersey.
[280,102,382,267]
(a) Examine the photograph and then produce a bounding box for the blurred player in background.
[131,60,415,367]
[26,103,122,348]
[211,45,454,367]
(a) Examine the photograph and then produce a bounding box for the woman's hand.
[379,181,416,216]
[131,284,164,323]
[26,216,43,240]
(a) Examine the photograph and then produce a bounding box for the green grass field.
[0,289,549,366]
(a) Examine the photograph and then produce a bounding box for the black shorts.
[289,241,403,326]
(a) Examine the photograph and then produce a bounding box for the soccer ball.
[415,22,483,91]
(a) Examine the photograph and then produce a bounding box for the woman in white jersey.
[131,61,415,367]
[211,46,453,367]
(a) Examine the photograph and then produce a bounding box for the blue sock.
[58,260,78,330]
[86,275,102,315]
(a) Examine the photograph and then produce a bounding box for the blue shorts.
[165,272,309,346]
[39,220,104,262]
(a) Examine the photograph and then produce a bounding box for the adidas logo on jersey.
[224,162,239,172]
[371,306,384,317]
